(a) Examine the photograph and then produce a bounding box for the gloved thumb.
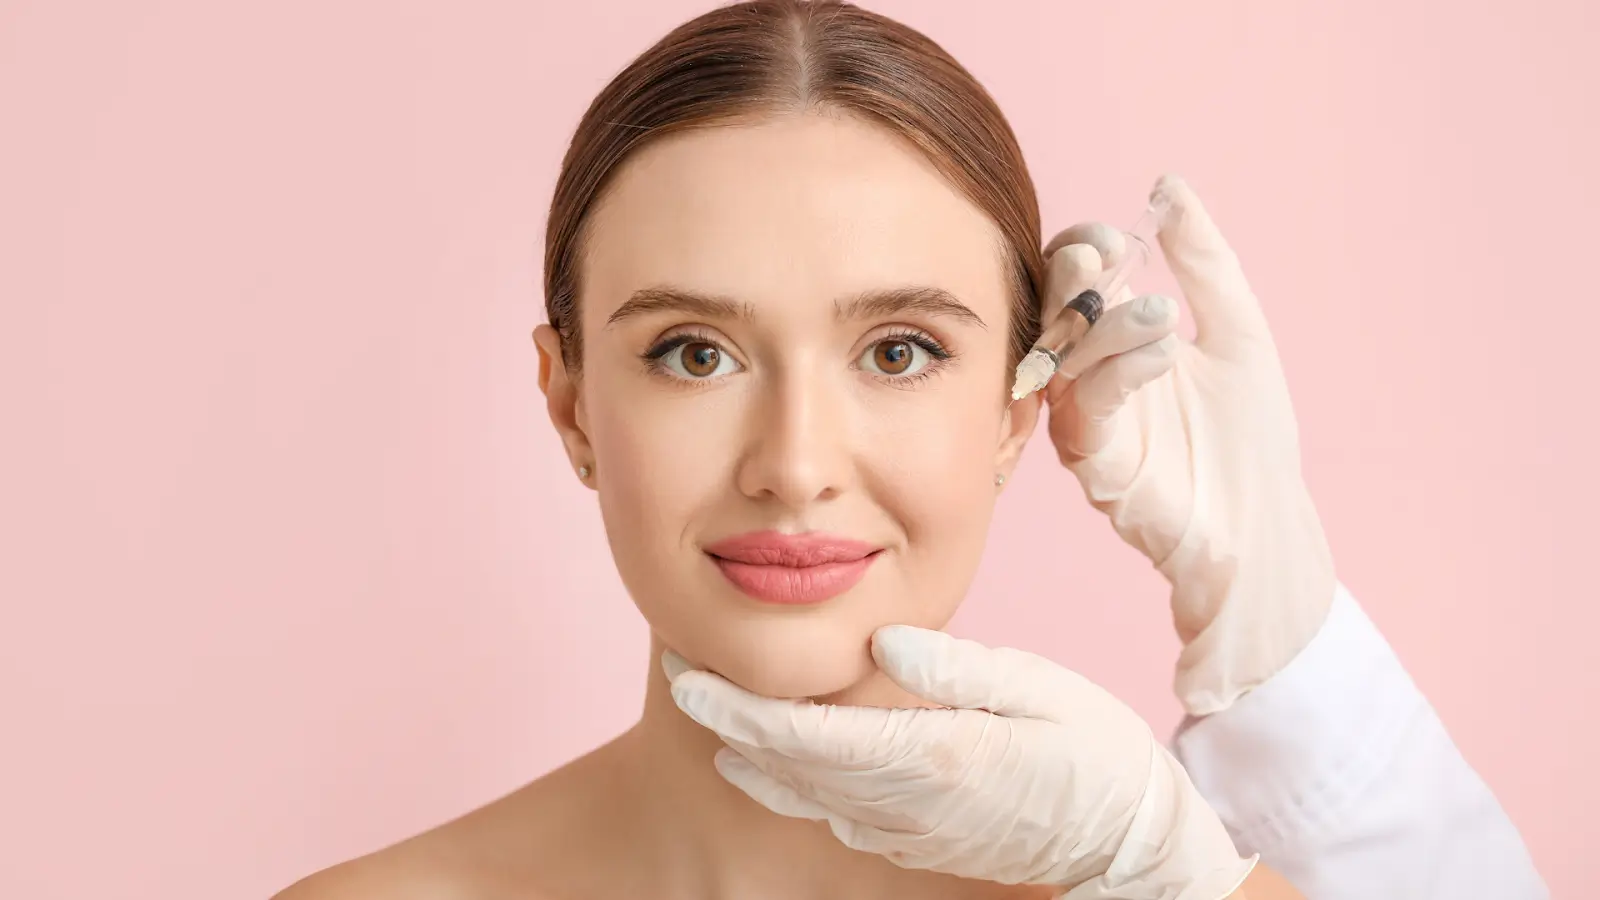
[870,626,1095,724]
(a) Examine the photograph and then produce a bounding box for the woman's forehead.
[580,114,1011,324]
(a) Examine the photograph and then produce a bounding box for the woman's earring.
[578,465,592,480]
[994,473,1006,486]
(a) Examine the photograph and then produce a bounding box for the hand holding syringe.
[1010,195,1173,401]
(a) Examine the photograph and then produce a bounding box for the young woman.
[277,2,1543,898]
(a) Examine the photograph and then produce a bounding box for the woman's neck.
[606,633,1052,900]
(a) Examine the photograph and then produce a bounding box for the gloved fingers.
[712,750,920,865]
[1039,226,1140,335]
[1150,174,1271,354]
[1054,293,1180,381]
[670,668,898,768]
[871,625,1095,725]
[1072,332,1181,423]
[713,747,835,821]
[823,820,923,867]
[729,730,985,826]
[1040,243,1102,331]
[1043,221,1131,270]
[718,744,922,813]
[661,648,693,681]
[1050,334,1179,462]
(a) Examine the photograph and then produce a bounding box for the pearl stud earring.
[995,473,1006,486]
[578,465,591,480]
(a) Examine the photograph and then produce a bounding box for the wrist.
[1161,496,1335,716]
[1055,741,1255,900]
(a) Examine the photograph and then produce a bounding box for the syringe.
[1009,196,1172,401]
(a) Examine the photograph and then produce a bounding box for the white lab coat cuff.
[1170,582,1422,857]
[1170,584,1547,899]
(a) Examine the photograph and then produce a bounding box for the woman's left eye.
[859,336,938,377]
[656,338,742,380]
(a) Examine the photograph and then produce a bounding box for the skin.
[549,109,1035,705]
[275,112,1300,900]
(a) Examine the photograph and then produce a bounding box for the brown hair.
[543,0,1044,372]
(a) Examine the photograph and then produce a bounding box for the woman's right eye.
[651,338,743,380]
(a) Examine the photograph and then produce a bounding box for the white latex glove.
[1040,175,1335,716]
[664,631,1256,899]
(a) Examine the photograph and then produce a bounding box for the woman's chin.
[704,648,932,709]
[651,596,957,704]
[706,643,878,701]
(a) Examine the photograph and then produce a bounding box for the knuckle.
[1060,242,1102,269]
[1132,294,1178,328]
[1047,242,1101,283]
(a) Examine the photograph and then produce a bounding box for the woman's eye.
[661,339,741,379]
[860,338,929,377]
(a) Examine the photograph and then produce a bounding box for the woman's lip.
[702,530,878,567]
[702,531,883,605]
[709,552,881,605]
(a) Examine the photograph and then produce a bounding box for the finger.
[1151,174,1270,351]
[1040,243,1102,327]
[716,749,926,865]
[721,740,942,837]
[660,649,693,681]
[670,670,895,767]
[824,820,920,867]
[713,747,834,821]
[1055,334,1179,462]
[1043,221,1130,269]
[870,626,1096,724]
[1053,293,1179,381]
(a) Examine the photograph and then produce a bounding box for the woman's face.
[536,112,1038,699]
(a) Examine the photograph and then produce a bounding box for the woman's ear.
[533,324,596,484]
[993,389,1042,487]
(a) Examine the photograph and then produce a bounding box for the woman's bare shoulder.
[269,815,543,900]
[271,743,631,900]
[270,849,476,900]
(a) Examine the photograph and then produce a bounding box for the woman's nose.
[733,371,853,508]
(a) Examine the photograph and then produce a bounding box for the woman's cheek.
[867,390,999,480]
[590,392,740,512]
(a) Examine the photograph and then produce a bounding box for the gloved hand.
[664,630,1256,899]
[1039,175,1335,716]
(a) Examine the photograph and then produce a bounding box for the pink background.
[3,1,1595,896]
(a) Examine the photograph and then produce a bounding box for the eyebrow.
[605,285,988,329]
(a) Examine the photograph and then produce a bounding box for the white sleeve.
[1171,584,1547,899]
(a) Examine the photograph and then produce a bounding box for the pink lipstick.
[703,531,880,605]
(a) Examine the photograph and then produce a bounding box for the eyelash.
[638,328,956,386]
[872,328,954,387]
[640,329,726,381]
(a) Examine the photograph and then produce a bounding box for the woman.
[277,2,1544,898]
